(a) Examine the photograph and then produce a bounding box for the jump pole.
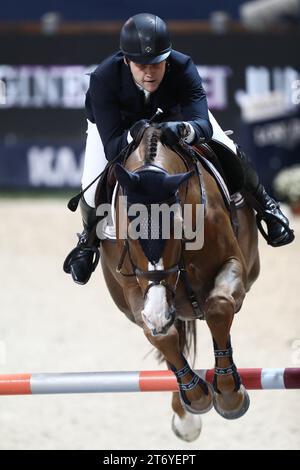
[0,368,299,396]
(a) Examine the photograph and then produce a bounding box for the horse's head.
[114,161,194,335]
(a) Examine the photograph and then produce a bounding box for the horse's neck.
[127,128,196,177]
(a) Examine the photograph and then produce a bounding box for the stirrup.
[63,245,100,274]
[256,212,295,247]
[245,186,295,247]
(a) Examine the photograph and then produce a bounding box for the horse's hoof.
[180,381,214,415]
[213,384,250,420]
[171,413,202,442]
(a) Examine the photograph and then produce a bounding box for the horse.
[96,125,260,442]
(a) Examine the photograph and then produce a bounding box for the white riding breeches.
[208,111,237,155]
[81,119,107,207]
[81,112,237,208]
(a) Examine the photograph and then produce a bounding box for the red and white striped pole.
[0,368,299,396]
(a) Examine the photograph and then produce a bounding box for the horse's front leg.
[169,322,203,442]
[143,324,213,416]
[204,257,249,419]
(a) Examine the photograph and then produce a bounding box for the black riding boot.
[63,198,100,284]
[238,149,295,247]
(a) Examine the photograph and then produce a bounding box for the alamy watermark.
[96,197,205,250]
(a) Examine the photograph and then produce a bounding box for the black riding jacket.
[85,50,213,161]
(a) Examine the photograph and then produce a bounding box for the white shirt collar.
[135,81,151,103]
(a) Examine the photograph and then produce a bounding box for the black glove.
[158,121,190,146]
[129,119,149,141]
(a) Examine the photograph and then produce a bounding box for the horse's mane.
[144,127,160,164]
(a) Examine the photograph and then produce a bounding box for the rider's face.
[127,59,166,93]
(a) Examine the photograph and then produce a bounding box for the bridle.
[115,145,206,324]
[116,183,184,335]
[116,163,188,304]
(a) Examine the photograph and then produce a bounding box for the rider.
[63,12,294,285]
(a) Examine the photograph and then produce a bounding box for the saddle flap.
[205,141,245,194]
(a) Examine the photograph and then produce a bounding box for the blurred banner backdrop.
[0,29,299,192]
[0,0,245,20]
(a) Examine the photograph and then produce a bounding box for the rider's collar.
[134,81,151,104]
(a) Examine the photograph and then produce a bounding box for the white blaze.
[141,259,170,334]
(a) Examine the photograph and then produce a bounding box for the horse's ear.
[114,163,140,191]
[163,170,195,193]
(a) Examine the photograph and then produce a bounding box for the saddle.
[171,140,247,239]
[97,140,244,201]
[94,137,246,242]
[195,141,245,196]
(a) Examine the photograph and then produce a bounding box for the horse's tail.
[156,319,197,366]
[177,319,197,366]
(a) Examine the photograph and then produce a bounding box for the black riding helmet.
[120,13,172,64]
